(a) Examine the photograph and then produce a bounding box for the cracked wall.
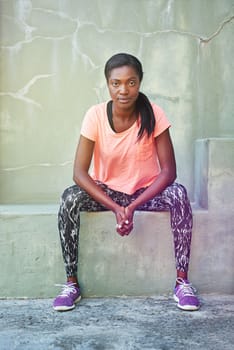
[0,0,234,204]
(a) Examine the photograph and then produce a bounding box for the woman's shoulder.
[82,101,109,132]
[83,101,108,124]
[81,101,108,138]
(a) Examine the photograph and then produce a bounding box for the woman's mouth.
[118,98,130,103]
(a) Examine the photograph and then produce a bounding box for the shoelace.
[176,278,196,297]
[55,283,78,297]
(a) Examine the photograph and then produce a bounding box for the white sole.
[173,294,200,311]
[53,295,81,312]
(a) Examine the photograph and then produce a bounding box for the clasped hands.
[115,206,134,236]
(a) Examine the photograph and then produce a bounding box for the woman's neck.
[112,103,136,121]
[110,102,137,132]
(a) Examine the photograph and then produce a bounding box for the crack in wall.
[1,14,36,40]
[0,74,54,109]
[210,169,234,178]
[1,160,72,172]
[0,34,73,51]
[33,7,78,22]
[143,15,234,43]
[1,13,233,51]
[200,15,234,43]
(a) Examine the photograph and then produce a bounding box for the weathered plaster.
[0,0,233,204]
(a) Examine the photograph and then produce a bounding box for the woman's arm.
[73,135,117,211]
[127,128,176,214]
[73,135,131,234]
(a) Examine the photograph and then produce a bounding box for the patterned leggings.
[58,182,193,277]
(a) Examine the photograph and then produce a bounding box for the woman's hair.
[104,53,155,139]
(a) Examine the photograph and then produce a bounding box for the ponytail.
[136,92,155,139]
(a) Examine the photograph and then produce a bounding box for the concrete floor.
[0,295,233,350]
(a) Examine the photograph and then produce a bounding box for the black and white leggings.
[58,182,193,277]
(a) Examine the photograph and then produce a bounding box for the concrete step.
[0,204,233,298]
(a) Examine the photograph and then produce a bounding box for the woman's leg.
[132,183,193,277]
[58,184,105,282]
[55,182,118,310]
[58,182,132,283]
[130,183,200,310]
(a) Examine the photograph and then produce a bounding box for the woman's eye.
[129,80,136,86]
[112,82,119,87]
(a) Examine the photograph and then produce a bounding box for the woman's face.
[107,65,141,110]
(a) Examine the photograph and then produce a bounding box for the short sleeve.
[80,105,98,141]
[151,103,171,138]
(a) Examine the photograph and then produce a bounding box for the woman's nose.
[120,84,128,94]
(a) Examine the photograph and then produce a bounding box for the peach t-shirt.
[80,101,171,195]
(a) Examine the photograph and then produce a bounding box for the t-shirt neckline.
[106,100,139,136]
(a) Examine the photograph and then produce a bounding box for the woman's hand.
[115,205,135,236]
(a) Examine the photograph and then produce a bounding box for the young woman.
[53,53,200,312]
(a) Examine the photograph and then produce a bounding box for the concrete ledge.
[79,211,174,296]
[76,209,234,296]
[0,205,62,298]
[1,204,233,298]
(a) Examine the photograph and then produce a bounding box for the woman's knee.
[172,183,188,198]
[60,185,80,206]
[166,183,189,204]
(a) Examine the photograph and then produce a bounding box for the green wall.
[1,0,234,204]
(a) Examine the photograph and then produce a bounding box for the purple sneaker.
[53,282,81,311]
[173,278,200,311]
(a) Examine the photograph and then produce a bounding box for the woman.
[53,53,200,312]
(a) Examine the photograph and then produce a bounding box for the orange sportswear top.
[80,101,171,195]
